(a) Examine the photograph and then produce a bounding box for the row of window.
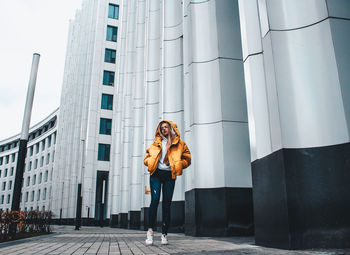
[26,152,54,172]
[0,167,14,178]
[25,170,50,187]
[0,132,56,166]
[0,187,48,205]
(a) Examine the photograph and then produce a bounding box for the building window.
[43,188,47,200]
[7,194,10,204]
[0,195,3,204]
[27,176,30,186]
[101,94,113,110]
[33,174,36,185]
[11,153,15,162]
[2,182,6,191]
[8,180,12,190]
[35,143,39,154]
[52,151,55,162]
[99,118,112,135]
[105,48,116,63]
[98,144,111,161]
[37,189,40,201]
[106,25,117,42]
[0,157,2,165]
[45,170,48,182]
[31,191,34,202]
[29,146,33,156]
[28,161,32,171]
[46,154,50,165]
[42,140,45,151]
[39,173,42,184]
[10,167,14,176]
[34,159,38,169]
[40,156,44,167]
[108,3,119,19]
[103,70,115,86]
[25,192,29,202]
[4,168,7,177]
[48,136,52,148]
[5,155,9,164]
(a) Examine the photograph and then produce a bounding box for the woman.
[144,120,191,245]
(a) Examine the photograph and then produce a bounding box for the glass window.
[42,140,45,151]
[52,151,55,162]
[48,136,51,148]
[103,70,115,86]
[8,180,12,190]
[28,161,32,171]
[5,155,9,164]
[37,189,40,201]
[40,156,44,167]
[2,182,6,191]
[25,192,29,202]
[108,3,119,19]
[27,176,30,186]
[105,48,116,63]
[11,153,15,162]
[101,94,113,110]
[31,191,34,201]
[39,173,42,184]
[46,153,50,165]
[99,118,112,135]
[0,195,3,204]
[106,25,118,42]
[29,146,33,156]
[34,159,38,169]
[43,188,47,200]
[35,143,39,154]
[45,170,48,182]
[10,167,14,176]
[98,144,111,161]
[7,194,10,204]
[33,174,36,185]
[4,168,7,177]
[0,157,2,165]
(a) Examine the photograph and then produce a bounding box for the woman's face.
[160,123,170,136]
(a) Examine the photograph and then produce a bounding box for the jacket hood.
[154,120,180,145]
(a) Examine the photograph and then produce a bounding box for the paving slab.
[0,225,349,255]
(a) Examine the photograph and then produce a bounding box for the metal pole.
[12,53,40,211]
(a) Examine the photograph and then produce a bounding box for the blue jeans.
[148,169,175,235]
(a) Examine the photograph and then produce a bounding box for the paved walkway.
[0,225,349,255]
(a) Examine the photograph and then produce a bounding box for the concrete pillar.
[141,0,162,230]
[239,0,350,249]
[161,0,185,232]
[184,0,253,236]
[111,0,129,227]
[129,0,146,230]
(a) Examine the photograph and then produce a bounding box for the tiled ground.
[0,225,349,255]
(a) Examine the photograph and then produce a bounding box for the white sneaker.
[145,230,153,245]
[161,234,168,245]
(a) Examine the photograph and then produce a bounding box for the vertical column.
[111,0,129,227]
[129,0,146,229]
[119,0,137,228]
[141,0,162,230]
[184,0,253,236]
[161,0,185,232]
[239,0,350,249]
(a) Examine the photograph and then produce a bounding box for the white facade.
[0,109,57,212]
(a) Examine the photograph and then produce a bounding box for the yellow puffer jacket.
[144,120,191,179]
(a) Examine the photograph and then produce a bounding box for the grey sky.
[0,0,83,140]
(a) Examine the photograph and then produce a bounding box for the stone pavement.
[0,225,349,255]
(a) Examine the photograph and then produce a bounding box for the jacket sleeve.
[181,142,191,169]
[144,146,151,166]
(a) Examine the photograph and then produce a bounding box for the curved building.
[0,108,58,212]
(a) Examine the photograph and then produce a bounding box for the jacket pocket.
[174,161,183,176]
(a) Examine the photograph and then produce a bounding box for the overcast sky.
[0,0,83,140]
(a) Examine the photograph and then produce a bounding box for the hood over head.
[154,120,180,145]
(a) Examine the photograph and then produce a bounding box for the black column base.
[110,214,118,227]
[252,143,350,249]
[141,207,149,231]
[185,187,254,237]
[118,213,128,228]
[156,201,185,233]
[128,211,141,229]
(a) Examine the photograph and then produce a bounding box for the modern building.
[3,0,350,250]
[0,109,58,212]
